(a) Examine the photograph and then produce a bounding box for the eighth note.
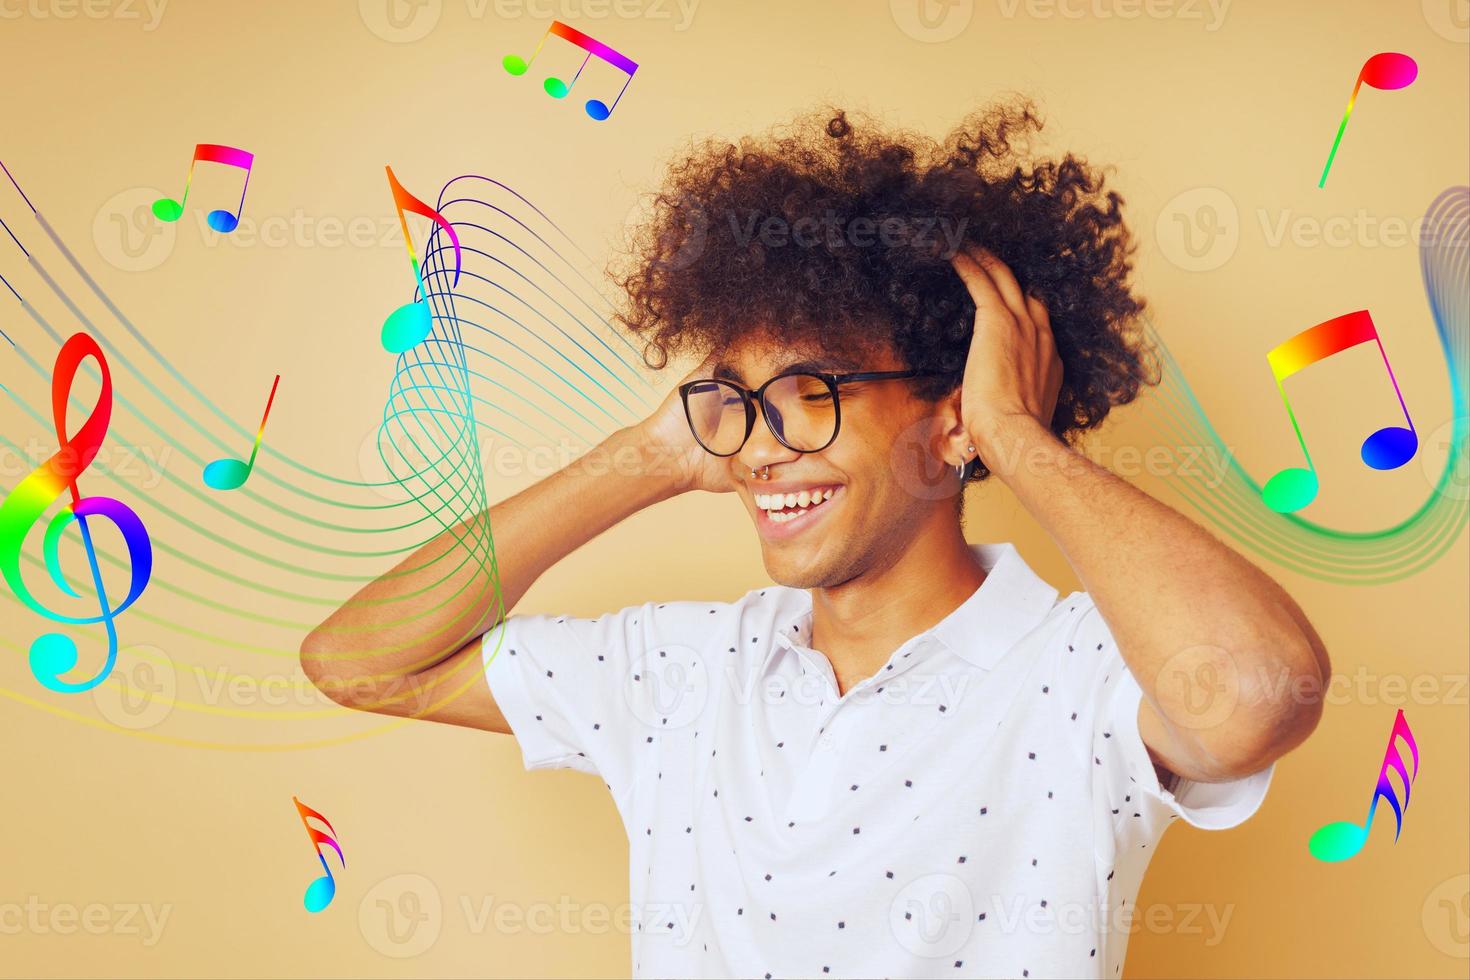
[503,20,639,121]
[1309,709,1420,862]
[1319,53,1417,188]
[1260,309,1417,513]
[152,143,255,233]
[382,167,462,354]
[293,796,344,913]
[203,375,280,491]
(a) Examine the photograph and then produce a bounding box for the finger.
[1026,293,1054,363]
[967,245,1030,323]
[1025,293,1051,336]
[950,248,1017,331]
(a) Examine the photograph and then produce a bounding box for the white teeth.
[759,486,839,521]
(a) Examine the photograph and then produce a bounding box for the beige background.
[1,0,1467,976]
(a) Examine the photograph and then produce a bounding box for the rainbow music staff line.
[152,143,256,234]
[293,797,344,912]
[1318,52,1417,188]
[1309,709,1421,862]
[0,331,152,693]
[503,20,639,121]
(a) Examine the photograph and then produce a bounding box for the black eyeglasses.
[679,369,942,457]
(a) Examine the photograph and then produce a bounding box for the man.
[302,103,1327,978]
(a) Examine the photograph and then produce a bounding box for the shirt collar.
[769,542,1060,672]
[933,543,1060,669]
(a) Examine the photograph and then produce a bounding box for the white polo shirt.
[483,542,1272,979]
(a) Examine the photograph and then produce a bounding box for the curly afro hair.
[614,99,1159,482]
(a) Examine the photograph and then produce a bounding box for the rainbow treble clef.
[0,332,153,693]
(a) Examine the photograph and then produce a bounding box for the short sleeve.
[481,601,719,801]
[1065,595,1274,840]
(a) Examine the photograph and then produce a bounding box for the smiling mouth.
[754,486,841,524]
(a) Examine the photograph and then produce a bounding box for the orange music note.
[293,796,344,912]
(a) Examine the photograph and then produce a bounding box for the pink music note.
[1319,53,1417,188]
[152,144,255,233]
[293,796,345,912]
[1260,310,1417,513]
[1308,710,1420,862]
[503,20,639,121]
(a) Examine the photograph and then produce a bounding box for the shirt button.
[819,734,834,749]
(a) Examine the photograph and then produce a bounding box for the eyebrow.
[712,356,864,384]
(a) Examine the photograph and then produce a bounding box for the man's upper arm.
[1067,596,1274,833]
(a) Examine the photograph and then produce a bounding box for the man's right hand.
[633,353,740,496]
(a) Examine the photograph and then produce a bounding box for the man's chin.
[760,546,854,591]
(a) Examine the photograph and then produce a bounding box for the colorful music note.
[151,143,255,233]
[293,796,344,913]
[503,20,639,121]
[203,375,280,491]
[1309,709,1420,862]
[0,333,153,693]
[382,166,462,354]
[1260,310,1418,513]
[1319,53,1418,188]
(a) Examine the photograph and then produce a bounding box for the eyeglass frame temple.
[677,369,946,457]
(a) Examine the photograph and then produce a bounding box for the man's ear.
[937,388,971,466]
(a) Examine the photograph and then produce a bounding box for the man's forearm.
[300,425,678,686]
[973,413,1329,777]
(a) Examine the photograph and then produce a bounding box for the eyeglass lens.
[685,375,837,454]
